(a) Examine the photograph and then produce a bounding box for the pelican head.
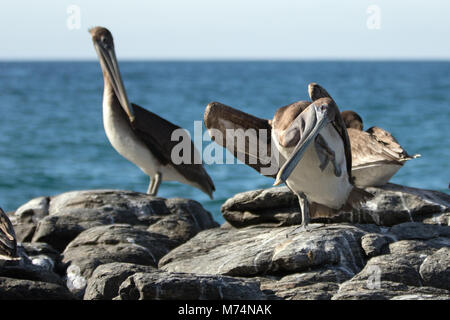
[341,110,363,130]
[274,97,337,185]
[89,26,135,122]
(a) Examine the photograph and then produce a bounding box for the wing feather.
[131,103,215,197]
[204,102,277,177]
[0,208,17,258]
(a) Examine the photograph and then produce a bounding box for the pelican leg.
[147,177,155,194]
[149,172,162,196]
[296,191,310,231]
[315,134,341,177]
[285,184,310,233]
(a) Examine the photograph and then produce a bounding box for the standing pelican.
[0,208,17,258]
[90,27,215,197]
[307,82,421,187]
[341,110,421,187]
[204,83,372,228]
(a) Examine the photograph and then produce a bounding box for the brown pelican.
[89,27,215,198]
[204,83,372,228]
[341,110,421,187]
[308,82,421,188]
[0,208,17,258]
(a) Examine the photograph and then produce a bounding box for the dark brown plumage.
[0,208,17,258]
[132,103,215,196]
[204,101,275,177]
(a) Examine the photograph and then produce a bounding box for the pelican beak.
[274,103,329,186]
[93,42,135,122]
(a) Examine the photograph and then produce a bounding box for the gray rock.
[32,208,142,251]
[221,187,301,227]
[388,240,436,256]
[422,212,450,226]
[61,224,176,297]
[351,254,424,287]
[221,184,450,227]
[14,190,217,252]
[0,261,62,285]
[390,222,442,240]
[390,293,450,300]
[160,224,366,277]
[147,198,219,245]
[0,277,74,300]
[84,262,156,300]
[0,247,62,285]
[15,197,50,219]
[269,282,339,300]
[260,267,353,300]
[118,271,266,300]
[361,233,392,257]
[332,279,450,300]
[9,197,50,242]
[419,248,450,290]
[19,242,60,264]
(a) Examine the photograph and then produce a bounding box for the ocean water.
[0,61,449,224]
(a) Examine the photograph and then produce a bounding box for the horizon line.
[1,57,450,63]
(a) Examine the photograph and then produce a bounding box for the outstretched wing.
[0,208,17,258]
[204,102,278,177]
[131,103,215,198]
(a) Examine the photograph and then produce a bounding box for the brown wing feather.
[348,128,405,167]
[366,126,419,160]
[131,103,215,197]
[204,102,276,177]
[331,111,354,184]
[0,208,17,258]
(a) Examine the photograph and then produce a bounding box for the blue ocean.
[0,61,449,223]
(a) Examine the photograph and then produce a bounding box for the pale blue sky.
[1,0,449,60]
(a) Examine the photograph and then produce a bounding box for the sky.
[0,0,449,60]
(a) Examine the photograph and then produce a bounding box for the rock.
[221,187,301,227]
[390,222,442,240]
[361,233,392,257]
[419,248,450,290]
[422,212,450,226]
[350,254,424,287]
[267,282,339,300]
[391,293,450,300]
[147,198,219,245]
[15,197,50,219]
[388,240,436,256]
[160,224,367,277]
[260,267,353,300]
[61,224,176,297]
[118,271,266,300]
[9,197,50,242]
[84,262,156,300]
[0,261,62,285]
[32,208,141,251]
[19,242,60,265]
[13,190,217,252]
[0,246,62,285]
[0,277,74,300]
[221,184,450,227]
[332,279,450,300]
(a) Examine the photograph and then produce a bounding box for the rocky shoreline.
[1,183,449,300]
